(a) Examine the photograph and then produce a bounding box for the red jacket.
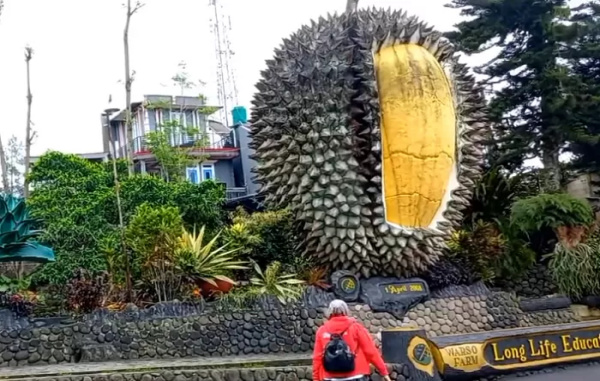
[312,316,389,381]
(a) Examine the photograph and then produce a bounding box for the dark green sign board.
[484,327,600,366]
[418,321,600,379]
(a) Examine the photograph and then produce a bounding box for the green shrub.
[510,193,594,254]
[463,167,525,228]
[250,261,305,304]
[546,242,600,298]
[493,219,537,280]
[126,203,183,302]
[223,208,299,268]
[27,152,226,288]
[510,193,594,233]
[448,221,536,284]
[28,152,117,286]
[120,175,225,230]
[448,222,506,283]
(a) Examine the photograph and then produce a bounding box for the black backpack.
[323,325,356,373]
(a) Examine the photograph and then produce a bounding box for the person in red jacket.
[312,300,391,381]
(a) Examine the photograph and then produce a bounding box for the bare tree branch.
[123,0,144,176]
[23,46,33,198]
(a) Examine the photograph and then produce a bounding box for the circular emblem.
[412,343,432,366]
[340,277,356,293]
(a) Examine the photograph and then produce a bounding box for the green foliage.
[145,119,208,182]
[448,221,536,283]
[26,152,226,288]
[463,167,526,228]
[119,175,225,231]
[493,219,537,281]
[546,242,600,298]
[249,261,304,304]
[0,193,54,263]
[0,274,32,293]
[446,0,594,189]
[510,193,594,233]
[125,203,183,302]
[448,222,505,283]
[28,152,116,285]
[170,180,225,232]
[174,226,247,286]
[224,208,298,268]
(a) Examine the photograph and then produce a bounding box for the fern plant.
[545,242,600,299]
[250,261,305,304]
[510,193,594,233]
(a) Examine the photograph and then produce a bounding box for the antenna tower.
[209,0,239,127]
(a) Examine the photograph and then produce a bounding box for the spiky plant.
[250,261,305,304]
[0,194,55,263]
[250,8,486,277]
[175,226,248,286]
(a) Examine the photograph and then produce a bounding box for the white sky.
[0,0,469,156]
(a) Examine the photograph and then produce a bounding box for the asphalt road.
[501,363,600,380]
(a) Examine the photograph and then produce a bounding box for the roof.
[109,102,143,122]
[209,120,231,135]
[30,151,108,164]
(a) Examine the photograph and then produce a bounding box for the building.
[102,95,256,200]
[566,172,600,220]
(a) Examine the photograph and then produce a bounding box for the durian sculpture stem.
[250,8,487,278]
[346,0,359,13]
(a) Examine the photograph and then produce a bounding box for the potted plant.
[175,226,248,297]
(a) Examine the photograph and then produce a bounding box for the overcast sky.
[0,0,467,156]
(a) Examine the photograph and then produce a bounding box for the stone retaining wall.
[496,264,557,298]
[0,290,578,368]
[5,365,411,381]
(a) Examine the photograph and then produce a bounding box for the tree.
[23,46,35,197]
[446,0,588,191]
[0,2,7,193]
[5,135,24,196]
[145,63,210,181]
[567,1,600,172]
[0,134,8,192]
[123,0,144,176]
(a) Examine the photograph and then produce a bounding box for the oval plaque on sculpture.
[360,277,430,318]
[331,271,360,302]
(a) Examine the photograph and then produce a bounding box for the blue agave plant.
[0,194,55,263]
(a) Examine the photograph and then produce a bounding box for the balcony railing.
[226,187,247,200]
[129,132,235,155]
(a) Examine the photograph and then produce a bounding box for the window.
[186,166,200,184]
[171,111,182,125]
[202,164,215,181]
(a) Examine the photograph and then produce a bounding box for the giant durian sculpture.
[249,8,487,278]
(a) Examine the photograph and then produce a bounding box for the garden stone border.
[0,364,412,381]
[580,296,600,308]
[519,296,572,312]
